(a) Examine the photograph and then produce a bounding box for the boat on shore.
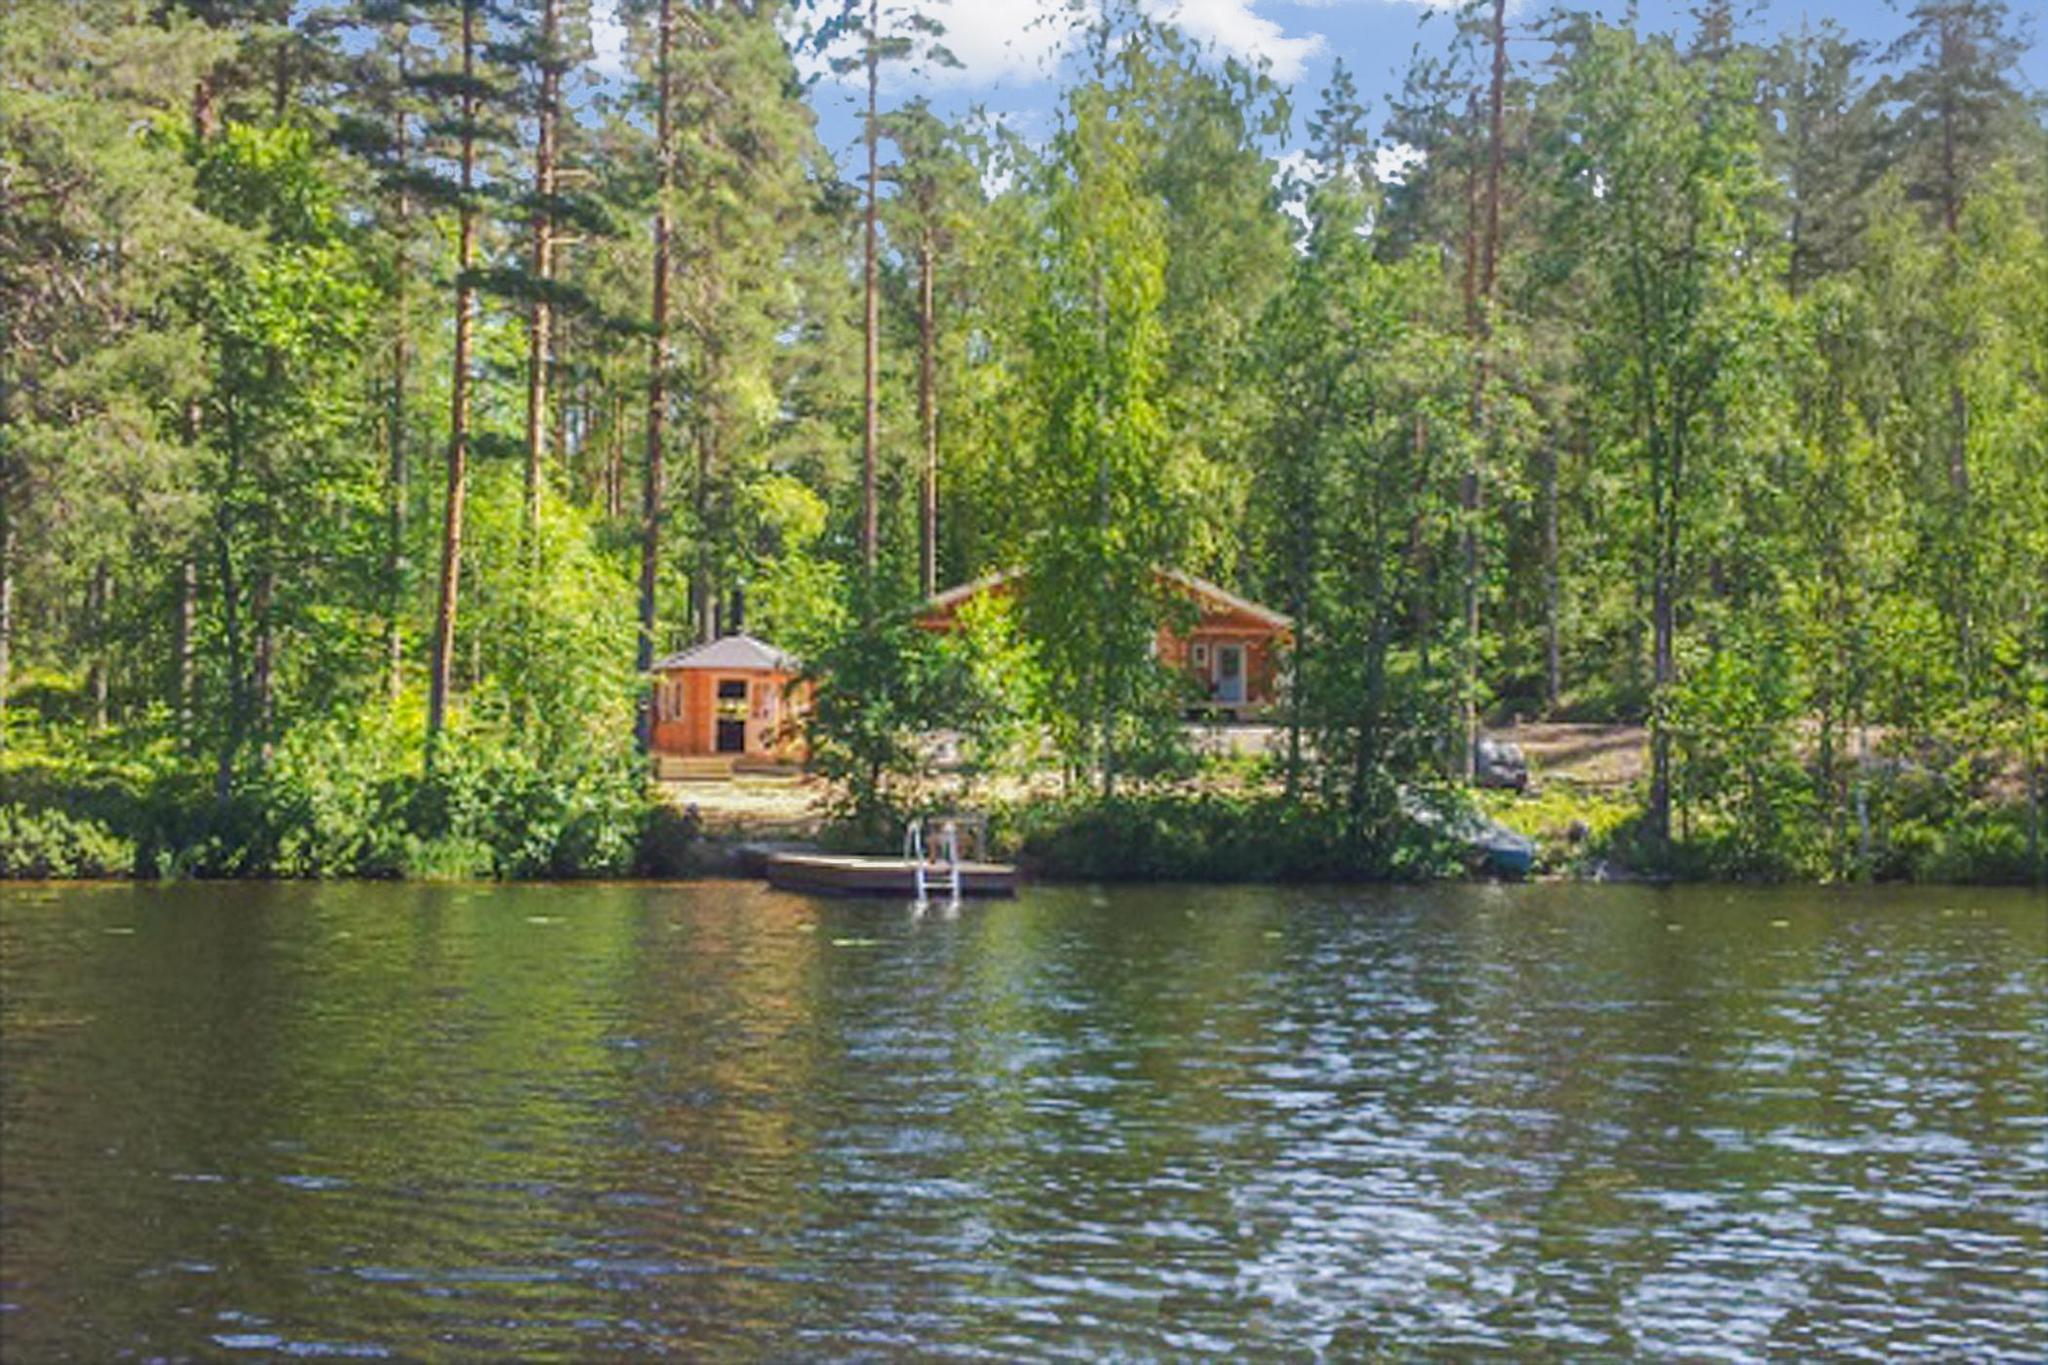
[1400,788,1540,879]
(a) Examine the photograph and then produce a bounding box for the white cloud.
[803,1,1325,92]
[1149,0,1324,81]
[927,1,1083,85]
[1374,141,1424,184]
[1293,0,1459,9]
[1275,141,1426,191]
[798,2,1083,93]
[591,0,627,77]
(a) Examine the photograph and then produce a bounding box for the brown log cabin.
[917,568,1293,720]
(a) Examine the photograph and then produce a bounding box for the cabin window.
[717,680,747,701]
[1191,643,1209,668]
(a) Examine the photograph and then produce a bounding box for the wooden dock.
[763,852,1019,898]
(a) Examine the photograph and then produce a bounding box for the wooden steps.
[653,755,806,784]
[654,755,735,783]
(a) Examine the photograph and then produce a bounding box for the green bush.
[0,804,135,878]
[634,803,705,878]
[1,704,671,881]
[990,789,1462,883]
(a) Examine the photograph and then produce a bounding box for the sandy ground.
[658,722,1652,833]
[1179,720,1650,788]
[1498,723,1648,788]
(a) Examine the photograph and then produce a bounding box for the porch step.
[655,755,737,783]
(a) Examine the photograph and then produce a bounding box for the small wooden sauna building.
[649,634,806,764]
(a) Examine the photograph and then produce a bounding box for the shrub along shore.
[5,742,2041,887]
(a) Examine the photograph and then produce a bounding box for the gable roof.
[925,567,1292,630]
[652,633,798,673]
[1158,568,1293,630]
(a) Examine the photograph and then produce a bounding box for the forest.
[1,0,2044,883]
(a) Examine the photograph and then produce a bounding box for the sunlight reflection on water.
[1,879,2043,1359]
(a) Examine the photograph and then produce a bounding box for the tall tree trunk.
[693,395,716,643]
[1458,0,1509,782]
[212,526,243,804]
[524,0,562,548]
[1936,15,1973,682]
[918,229,938,598]
[637,0,676,754]
[428,0,480,756]
[0,457,13,747]
[551,314,570,476]
[252,563,274,764]
[1541,432,1561,714]
[860,0,881,577]
[387,67,410,704]
[608,387,624,520]
[1409,411,1432,675]
[175,558,195,737]
[87,561,110,731]
[1647,421,1682,855]
[1650,562,1675,851]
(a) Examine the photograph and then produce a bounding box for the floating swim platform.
[764,853,1019,898]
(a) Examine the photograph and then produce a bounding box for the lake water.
[2,880,2043,1360]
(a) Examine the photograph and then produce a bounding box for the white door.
[1216,644,1245,704]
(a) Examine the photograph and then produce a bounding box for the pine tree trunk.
[175,558,195,736]
[861,0,881,577]
[87,561,110,731]
[608,387,624,521]
[252,563,274,763]
[387,77,410,704]
[637,0,675,754]
[428,0,480,755]
[524,0,561,547]
[1409,411,1432,675]
[1650,562,1675,851]
[1648,424,1681,855]
[213,529,242,804]
[693,402,715,643]
[0,457,13,745]
[1458,0,1509,782]
[1936,16,1973,682]
[1542,433,1561,713]
[918,230,938,598]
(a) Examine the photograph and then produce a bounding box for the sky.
[589,1,2046,177]
[770,0,2048,173]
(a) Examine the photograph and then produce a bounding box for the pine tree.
[421,0,498,754]
[808,0,959,579]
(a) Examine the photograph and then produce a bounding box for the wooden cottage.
[649,634,807,764]
[918,568,1293,720]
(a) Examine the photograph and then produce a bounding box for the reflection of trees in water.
[2,883,2043,1358]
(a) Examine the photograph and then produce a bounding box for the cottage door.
[1216,644,1245,704]
[715,679,749,753]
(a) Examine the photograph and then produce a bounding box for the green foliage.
[0,805,135,879]
[799,583,956,839]
[932,592,1043,779]
[1016,45,1186,794]
[994,790,1462,883]
[1669,623,1821,879]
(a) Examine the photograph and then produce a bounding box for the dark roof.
[651,633,798,673]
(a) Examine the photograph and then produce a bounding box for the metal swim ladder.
[904,815,963,905]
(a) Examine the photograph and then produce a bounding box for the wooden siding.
[919,570,1291,714]
[650,666,807,760]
